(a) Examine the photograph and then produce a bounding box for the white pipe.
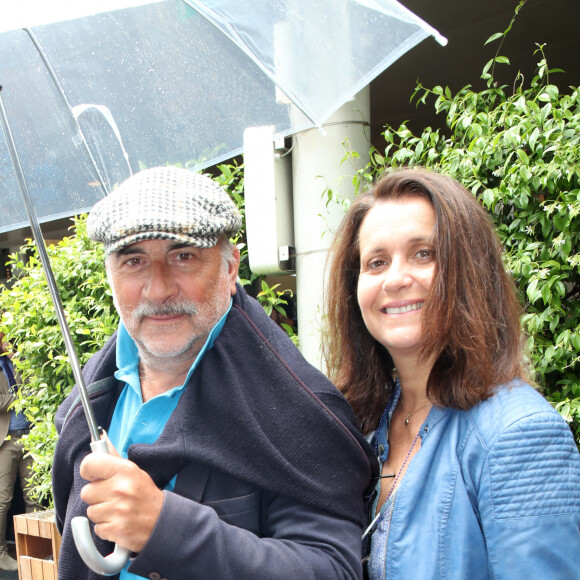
[292,86,370,370]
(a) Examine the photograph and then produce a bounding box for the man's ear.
[229,245,241,295]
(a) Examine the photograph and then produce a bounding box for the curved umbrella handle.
[71,439,131,576]
[71,517,130,576]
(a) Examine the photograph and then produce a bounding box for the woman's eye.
[368,258,388,270]
[415,249,434,260]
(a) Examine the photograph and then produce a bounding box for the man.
[0,331,36,571]
[53,166,377,580]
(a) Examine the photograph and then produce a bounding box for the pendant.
[405,414,411,426]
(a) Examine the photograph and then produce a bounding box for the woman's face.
[357,195,436,361]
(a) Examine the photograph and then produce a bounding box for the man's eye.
[125,257,142,266]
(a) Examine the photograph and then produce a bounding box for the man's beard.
[121,292,226,362]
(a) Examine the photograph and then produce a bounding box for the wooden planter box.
[14,510,61,580]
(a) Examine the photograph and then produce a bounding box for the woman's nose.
[381,258,411,292]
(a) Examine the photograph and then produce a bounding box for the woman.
[324,168,580,579]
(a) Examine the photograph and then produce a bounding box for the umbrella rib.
[177,0,320,128]
[23,27,110,198]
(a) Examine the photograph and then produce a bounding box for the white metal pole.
[292,86,370,370]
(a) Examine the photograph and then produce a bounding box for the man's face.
[107,238,239,366]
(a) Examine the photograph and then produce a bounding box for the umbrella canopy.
[0,0,445,234]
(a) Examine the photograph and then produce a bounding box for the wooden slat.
[38,518,53,539]
[30,557,43,579]
[43,558,57,580]
[19,556,33,580]
[27,517,40,537]
[14,515,29,534]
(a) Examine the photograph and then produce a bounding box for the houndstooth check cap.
[87,166,242,254]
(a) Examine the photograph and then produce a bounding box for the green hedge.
[0,217,118,504]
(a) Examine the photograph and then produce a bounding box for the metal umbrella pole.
[0,87,129,575]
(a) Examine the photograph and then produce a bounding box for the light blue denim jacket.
[369,380,580,579]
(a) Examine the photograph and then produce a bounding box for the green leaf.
[526,278,541,303]
[482,189,495,208]
[540,283,551,304]
[481,59,494,77]
[484,32,504,45]
[552,213,569,232]
[516,149,529,165]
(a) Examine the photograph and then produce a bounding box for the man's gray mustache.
[132,301,199,320]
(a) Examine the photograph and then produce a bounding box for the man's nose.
[143,261,179,301]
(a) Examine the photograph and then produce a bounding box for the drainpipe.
[292,86,370,370]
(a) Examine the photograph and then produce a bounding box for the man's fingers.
[79,451,130,482]
[78,458,164,553]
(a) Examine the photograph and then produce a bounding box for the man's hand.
[79,436,164,553]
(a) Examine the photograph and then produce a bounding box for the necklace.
[362,427,421,539]
[400,398,431,426]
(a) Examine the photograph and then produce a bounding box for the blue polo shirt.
[107,301,231,580]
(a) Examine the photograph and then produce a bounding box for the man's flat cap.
[87,166,242,254]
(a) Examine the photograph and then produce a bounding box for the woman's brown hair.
[323,168,526,433]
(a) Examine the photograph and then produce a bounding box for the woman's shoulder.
[459,380,580,527]
[464,379,573,449]
[482,379,553,413]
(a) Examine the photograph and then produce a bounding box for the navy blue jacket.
[53,286,378,579]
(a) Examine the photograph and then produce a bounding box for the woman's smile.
[381,301,425,315]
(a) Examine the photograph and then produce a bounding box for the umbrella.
[0,0,446,233]
[0,0,446,573]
